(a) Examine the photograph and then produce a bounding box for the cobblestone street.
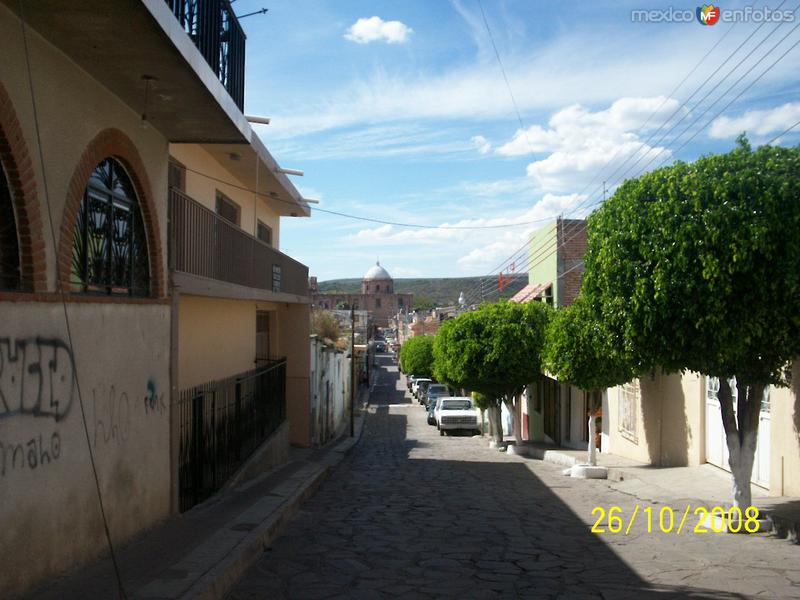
[228,356,800,600]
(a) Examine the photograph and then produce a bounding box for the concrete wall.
[278,303,311,446]
[0,302,170,597]
[176,295,280,389]
[528,222,558,301]
[169,144,281,248]
[309,336,351,446]
[769,363,800,497]
[1,8,172,596]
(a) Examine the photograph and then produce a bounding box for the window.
[256,310,271,363]
[168,159,186,192]
[71,158,150,296]
[257,220,272,246]
[375,298,381,308]
[376,284,380,292]
[216,191,240,226]
[619,381,638,443]
[0,161,20,290]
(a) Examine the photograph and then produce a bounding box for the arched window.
[71,158,149,295]
[0,161,20,290]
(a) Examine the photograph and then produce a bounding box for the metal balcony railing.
[169,189,309,297]
[164,0,246,110]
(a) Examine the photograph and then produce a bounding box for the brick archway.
[0,81,46,292]
[58,128,164,297]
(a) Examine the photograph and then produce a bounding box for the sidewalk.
[28,402,369,600]
[513,441,799,543]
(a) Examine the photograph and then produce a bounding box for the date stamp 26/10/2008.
[591,505,762,535]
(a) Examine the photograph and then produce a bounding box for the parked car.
[414,379,432,401]
[425,383,450,408]
[427,401,437,425]
[375,341,386,353]
[436,397,480,436]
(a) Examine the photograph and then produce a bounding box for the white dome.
[363,262,392,280]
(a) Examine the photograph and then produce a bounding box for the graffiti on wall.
[0,336,165,476]
[0,337,75,422]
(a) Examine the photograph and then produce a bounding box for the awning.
[510,282,550,303]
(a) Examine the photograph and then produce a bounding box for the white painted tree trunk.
[505,395,523,447]
[587,414,597,466]
[718,378,761,512]
[488,403,503,446]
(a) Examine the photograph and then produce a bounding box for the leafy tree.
[399,335,435,378]
[544,295,634,393]
[311,309,341,342]
[433,301,550,445]
[582,139,800,508]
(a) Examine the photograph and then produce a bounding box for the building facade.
[0,1,310,595]
[312,262,413,328]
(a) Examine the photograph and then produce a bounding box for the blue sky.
[238,0,800,281]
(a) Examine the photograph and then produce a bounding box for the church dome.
[363,261,392,280]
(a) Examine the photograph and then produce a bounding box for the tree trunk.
[491,403,503,445]
[717,378,762,510]
[508,394,523,446]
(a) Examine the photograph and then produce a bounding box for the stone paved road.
[228,355,800,600]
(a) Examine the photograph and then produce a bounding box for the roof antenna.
[236,7,269,19]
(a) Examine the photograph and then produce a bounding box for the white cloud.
[342,192,586,274]
[490,98,679,194]
[709,102,800,139]
[344,17,413,45]
[471,135,492,154]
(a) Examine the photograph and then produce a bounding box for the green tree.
[582,139,800,508]
[413,294,436,311]
[544,295,634,393]
[399,335,435,378]
[433,301,550,446]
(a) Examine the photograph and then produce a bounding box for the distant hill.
[316,275,527,309]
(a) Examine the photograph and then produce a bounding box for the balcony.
[164,0,246,110]
[169,189,309,300]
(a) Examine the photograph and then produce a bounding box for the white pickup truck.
[436,397,480,436]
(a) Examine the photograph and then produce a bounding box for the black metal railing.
[164,0,246,110]
[168,189,309,297]
[178,359,286,512]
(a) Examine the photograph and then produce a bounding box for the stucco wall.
[0,301,170,597]
[769,362,800,497]
[528,222,558,301]
[169,144,281,248]
[0,5,168,292]
[277,302,311,447]
[177,295,280,389]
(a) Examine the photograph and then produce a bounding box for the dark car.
[427,401,437,425]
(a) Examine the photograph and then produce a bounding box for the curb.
[173,413,368,600]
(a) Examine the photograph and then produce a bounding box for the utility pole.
[350,305,355,437]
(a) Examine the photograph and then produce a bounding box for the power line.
[180,164,559,230]
[17,1,127,597]
[463,12,800,305]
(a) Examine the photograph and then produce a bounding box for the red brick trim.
[0,291,169,305]
[0,81,46,292]
[58,128,165,298]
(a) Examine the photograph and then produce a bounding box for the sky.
[238,0,800,281]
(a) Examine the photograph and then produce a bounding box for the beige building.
[0,1,310,596]
[604,367,800,497]
[312,262,413,328]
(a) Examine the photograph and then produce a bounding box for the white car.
[435,397,480,436]
[412,378,431,399]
